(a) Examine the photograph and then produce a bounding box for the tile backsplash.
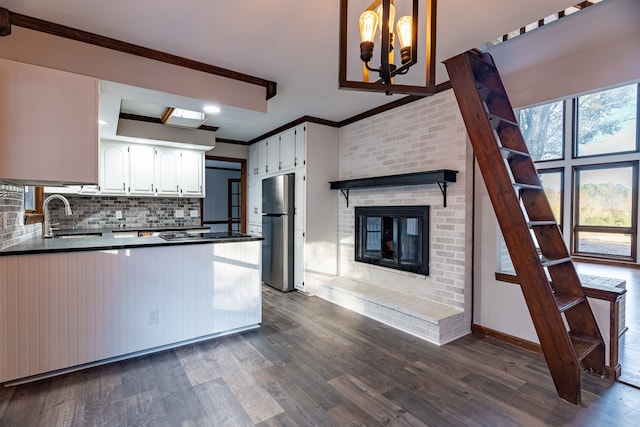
[45,194,202,230]
[0,182,41,249]
[0,181,204,250]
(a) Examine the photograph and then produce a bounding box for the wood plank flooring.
[2,285,640,426]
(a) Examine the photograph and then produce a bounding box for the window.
[24,186,44,225]
[575,85,638,157]
[507,82,640,262]
[355,206,429,275]
[518,100,564,161]
[573,162,637,259]
[539,168,564,229]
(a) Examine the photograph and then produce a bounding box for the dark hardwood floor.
[2,285,640,426]
[575,262,640,388]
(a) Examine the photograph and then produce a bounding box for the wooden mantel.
[329,169,458,207]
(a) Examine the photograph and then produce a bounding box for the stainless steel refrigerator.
[262,173,295,292]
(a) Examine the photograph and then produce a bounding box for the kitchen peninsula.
[0,232,263,384]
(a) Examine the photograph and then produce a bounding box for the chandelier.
[339,0,437,96]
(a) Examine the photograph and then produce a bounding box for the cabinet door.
[100,141,129,194]
[180,150,204,197]
[295,124,306,168]
[294,171,306,291]
[257,140,267,176]
[248,178,262,225]
[248,144,258,176]
[155,147,180,196]
[129,144,156,195]
[279,129,296,172]
[266,136,280,175]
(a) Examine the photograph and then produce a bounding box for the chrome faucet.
[42,194,73,238]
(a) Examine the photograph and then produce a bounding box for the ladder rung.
[476,81,505,103]
[569,333,602,362]
[527,220,557,227]
[487,113,518,130]
[540,255,572,268]
[499,147,530,160]
[512,182,543,191]
[467,51,497,74]
[553,293,586,313]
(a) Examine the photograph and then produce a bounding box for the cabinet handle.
[122,183,125,191]
[151,184,154,191]
[279,161,282,170]
[177,185,179,192]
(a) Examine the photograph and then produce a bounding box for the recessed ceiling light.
[203,105,221,114]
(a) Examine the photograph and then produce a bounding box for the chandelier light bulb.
[396,16,412,48]
[359,10,378,43]
[359,10,378,62]
[396,15,412,64]
[375,3,396,35]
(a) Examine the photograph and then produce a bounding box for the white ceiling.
[1,0,580,143]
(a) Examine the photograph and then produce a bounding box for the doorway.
[203,157,245,233]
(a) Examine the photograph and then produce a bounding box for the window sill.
[24,213,43,225]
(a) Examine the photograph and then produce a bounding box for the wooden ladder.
[444,50,605,405]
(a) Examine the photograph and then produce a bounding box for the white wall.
[337,91,473,313]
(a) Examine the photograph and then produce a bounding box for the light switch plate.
[175,209,184,218]
[189,210,199,218]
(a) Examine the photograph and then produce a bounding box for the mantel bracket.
[340,189,350,207]
[437,182,448,208]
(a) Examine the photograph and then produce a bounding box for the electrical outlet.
[189,210,199,218]
[115,210,122,219]
[149,308,158,324]
[175,209,184,218]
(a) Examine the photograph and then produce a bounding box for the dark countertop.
[0,227,263,257]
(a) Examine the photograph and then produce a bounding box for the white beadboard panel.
[0,240,261,383]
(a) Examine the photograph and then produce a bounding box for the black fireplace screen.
[355,206,429,275]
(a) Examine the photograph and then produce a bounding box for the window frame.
[538,167,565,231]
[571,161,638,261]
[24,186,44,225]
[572,84,640,160]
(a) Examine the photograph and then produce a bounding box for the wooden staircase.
[444,50,605,405]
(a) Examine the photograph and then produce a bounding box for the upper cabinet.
[0,59,99,185]
[248,124,307,179]
[180,150,204,197]
[100,140,205,198]
[100,141,129,194]
[128,144,156,195]
[155,147,181,196]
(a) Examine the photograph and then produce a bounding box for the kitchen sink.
[55,232,102,239]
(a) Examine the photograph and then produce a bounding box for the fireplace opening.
[355,205,429,275]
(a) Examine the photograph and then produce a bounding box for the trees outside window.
[497,82,639,264]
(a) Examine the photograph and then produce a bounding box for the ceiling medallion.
[339,0,437,96]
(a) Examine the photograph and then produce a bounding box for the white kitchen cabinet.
[266,136,280,175]
[279,129,297,172]
[257,140,267,176]
[295,124,306,168]
[0,59,99,185]
[248,178,262,226]
[155,147,180,196]
[248,144,258,176]
[246,122,337,294]
[180,150,205,197]
[128,144,156,195]
[100,141,129,194]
